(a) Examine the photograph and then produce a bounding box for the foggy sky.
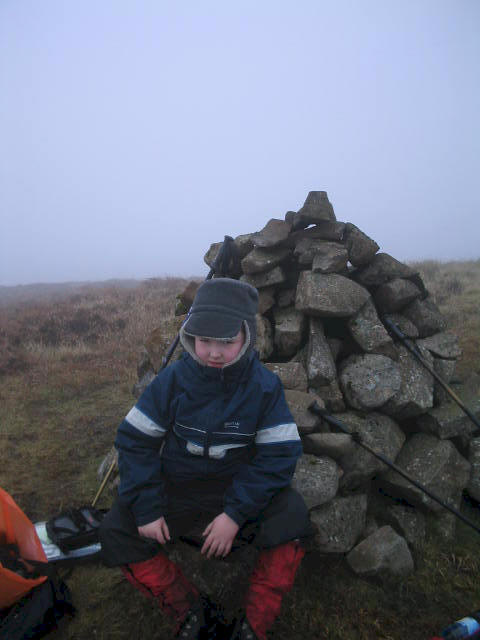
[1,1,479,286]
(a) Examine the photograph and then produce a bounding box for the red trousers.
[124,540,304,638]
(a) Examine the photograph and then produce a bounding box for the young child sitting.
[99,277,312,640]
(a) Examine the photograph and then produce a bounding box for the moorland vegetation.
[0,261,479,639]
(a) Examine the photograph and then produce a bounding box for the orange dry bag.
[0,487,48,608]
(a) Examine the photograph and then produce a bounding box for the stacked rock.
[135,191,479,578]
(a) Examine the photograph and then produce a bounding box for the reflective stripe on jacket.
[115,351,302,527]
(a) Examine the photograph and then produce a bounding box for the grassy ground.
[1,261,479,639]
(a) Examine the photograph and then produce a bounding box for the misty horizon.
[2,1,479,287]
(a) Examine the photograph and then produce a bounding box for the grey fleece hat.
[182,278,258,345]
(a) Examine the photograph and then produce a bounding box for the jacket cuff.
[133,507,164,527]
[223,506,246,528]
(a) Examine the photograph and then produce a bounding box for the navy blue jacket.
[115,351,302,527]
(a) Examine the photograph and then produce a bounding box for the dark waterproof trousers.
[99,486,312,567]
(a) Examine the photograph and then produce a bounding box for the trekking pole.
[309,402,480,537]
[383,316,480,435]
[92,235,236,508]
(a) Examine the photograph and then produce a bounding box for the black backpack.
[0,547,75,640]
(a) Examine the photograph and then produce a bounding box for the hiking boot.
[175,594,218,640]
[236,619,258,640]
[227,617,258,640]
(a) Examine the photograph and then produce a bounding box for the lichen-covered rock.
[374,278,422,313]
[385,504,426,548]
[310,494,368,553]
[302,432,355,461]
[416,397,480,440]
[380,433,471,512]
[382,345,434,419]
[296,272,370,317]
[433,358,456,405]
[306,318,337,386]
[333,412,405,487]
[241,265,287,289]
[310,379,346,412]
[252,219,292,248]
[344,223,379,267]
[273,307,307,357]
[292,454,341,509]
[264,362,308,392]
[416,332,461,359]
[346,526,414,577]
[347,299,396,357]
[284,390,324,435]
[339,354,402,411]
[311,242,348,274]
[241,246,291,275]
[233,233,255,258]
[402,297,446,337]
[385,313,419,338]
[354,253,415,287]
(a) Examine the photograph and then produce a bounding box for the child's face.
[194,329,245,368]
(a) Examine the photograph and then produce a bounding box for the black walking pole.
[92,235,236,507]
[383,315,480,435]
[309,402,480,537]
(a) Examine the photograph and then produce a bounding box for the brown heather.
[0,264,479,640]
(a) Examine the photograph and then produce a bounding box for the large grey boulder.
[241,246,291,275]
[310,494,368,553]
[273,307,307,357]
[292,454,342,509]
[344,223,379,267]
[347,299,396,358]
[233,233,255,258]
[416,332,461,359]
[306,318,337,386]
[241,265,287,289]
[311,379,346,412]
[416,398,480,440]
[311,243,349,274]
[374,278,422,313]
[302,432,355,461]
[284,390,324,435]
[385,313,419,338]
[467,438,480,502]
[339,354,402,411]
[433,358,456,405]
[402,297,446,337]
[346,526,414,577]
[381,433,471,512]
[354,253,415,287]
[333,412,405,487]
[296,272,370,317]
[252,219,291,248]
[264,362,308,391]
[385,504,426,548]
[382,345,434,419]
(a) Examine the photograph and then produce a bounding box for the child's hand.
[138,517,171,544]
[201,512,239,558]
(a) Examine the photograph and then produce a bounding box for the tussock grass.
[1,265,479,639]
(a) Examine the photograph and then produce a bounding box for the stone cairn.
[105,191,480,580]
